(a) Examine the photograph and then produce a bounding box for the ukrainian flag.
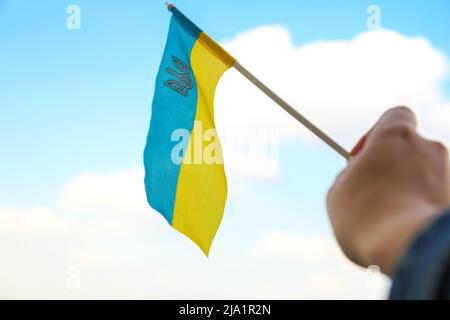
[143,6,235,255]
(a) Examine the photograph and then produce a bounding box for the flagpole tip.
[165,2,175,11]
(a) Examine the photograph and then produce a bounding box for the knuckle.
[385,106,416,122]
[433,141,449,159]
[380,125,415,141]
[391,105,414,115]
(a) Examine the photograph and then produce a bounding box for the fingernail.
[351,134,367,156]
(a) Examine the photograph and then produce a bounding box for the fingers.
[341,107,418,188]
[351,107,417,156]
[373,106,417,135]
[339,107,418,203]
[419,137,450,168]
[350,134,368,156]
[327,168,345,202]
[431,141,450,160]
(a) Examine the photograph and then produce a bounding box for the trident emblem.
[164,56,194,97]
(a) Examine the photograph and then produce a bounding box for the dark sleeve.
[389,211,450,299]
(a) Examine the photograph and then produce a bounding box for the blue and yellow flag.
[143,6,235,255]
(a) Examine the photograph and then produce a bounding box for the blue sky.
[1,0,450,298]
[1,0,450,205]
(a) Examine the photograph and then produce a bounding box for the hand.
[327,107,450,276]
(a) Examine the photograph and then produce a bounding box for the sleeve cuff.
[389,210,450,299]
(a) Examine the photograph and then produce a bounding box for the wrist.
[362,202,442,276]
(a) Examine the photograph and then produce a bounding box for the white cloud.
[426,102,450,139]
[57,167,169,238]
[59,167,145,214]
[215,27,450,151]
[0,206,71,237]
[254,231,391,299]
[256,231,337,261]
[0,167,389,299]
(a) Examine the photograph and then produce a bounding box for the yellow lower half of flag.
[171,33,230,256]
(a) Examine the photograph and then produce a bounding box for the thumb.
[351,106,417,156]
[374,106,417,134]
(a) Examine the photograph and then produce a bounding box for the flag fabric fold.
[144,7,235,255]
